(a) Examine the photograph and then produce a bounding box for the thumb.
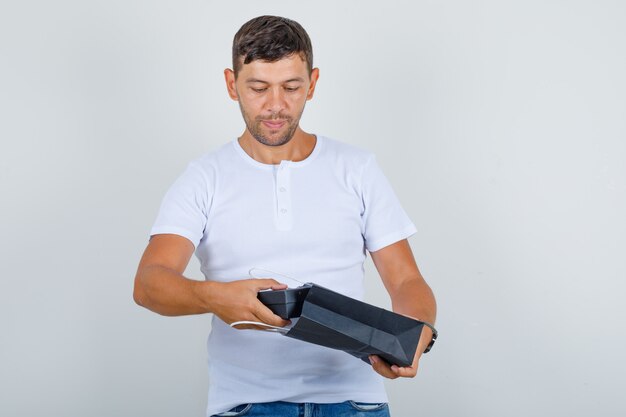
[253,302,292,328]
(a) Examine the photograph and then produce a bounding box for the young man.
[134,15,436,417]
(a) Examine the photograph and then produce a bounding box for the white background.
[1,1,625,416]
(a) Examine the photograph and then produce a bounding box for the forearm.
[369,240,437,376]
[389,278,436,324]
[389,277,437,354]
[133,265,215,316]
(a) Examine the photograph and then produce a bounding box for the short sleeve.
[360,155,417,252]
[149,162,212,248]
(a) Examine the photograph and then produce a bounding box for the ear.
[224,68,238,101]
[306,67,320,100]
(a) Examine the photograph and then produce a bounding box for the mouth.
[262,120,287,130]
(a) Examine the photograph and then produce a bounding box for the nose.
[265,88,286,115]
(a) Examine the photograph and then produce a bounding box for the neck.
[238,128,317,165]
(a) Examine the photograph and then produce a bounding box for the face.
[225,54,319,147]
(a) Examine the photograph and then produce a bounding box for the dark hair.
[232,15,313,77]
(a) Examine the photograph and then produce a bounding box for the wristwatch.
[422,321,438,354]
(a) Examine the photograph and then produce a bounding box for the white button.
[279,187,286,192]
[281,209,287,214]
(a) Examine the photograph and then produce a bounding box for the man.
[134,15,436,417]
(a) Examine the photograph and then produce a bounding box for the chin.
[252,131,295,147]
[261,137,293,147]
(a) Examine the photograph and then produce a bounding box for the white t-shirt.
[150,135,417,416]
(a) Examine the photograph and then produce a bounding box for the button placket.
[275,161,293,230]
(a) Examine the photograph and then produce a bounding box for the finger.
[253,302,291,327]
[235,323,277,331]
[390,363,418,378]
[252,279,288,291]
[369,355,398,379]
[270,283,289,290]
[231,323,257,331]
[229,317,265,331]
[229,313,289,331]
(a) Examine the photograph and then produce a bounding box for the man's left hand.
[368,325,432,379]
[369,353,420,379]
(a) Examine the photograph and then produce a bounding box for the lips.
[262,120,286,129]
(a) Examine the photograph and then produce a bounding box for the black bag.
[257,284,436,367]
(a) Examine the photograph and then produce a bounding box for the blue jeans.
[211,401,390,417]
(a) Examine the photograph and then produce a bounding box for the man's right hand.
[205,279,291,330]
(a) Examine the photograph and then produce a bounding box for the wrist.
[194,280,220,314]
[419,321,438,354]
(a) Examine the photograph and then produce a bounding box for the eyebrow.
[245,77,305,84]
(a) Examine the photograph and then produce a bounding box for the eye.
[251,87,267,93]
[284,86,300,92]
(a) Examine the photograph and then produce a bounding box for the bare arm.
[368,238,437,379]
[133,234,289,328]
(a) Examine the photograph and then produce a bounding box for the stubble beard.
[239,104,303,147]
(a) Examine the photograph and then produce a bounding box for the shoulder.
[318,135,374,168]
[186,140,239,180]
